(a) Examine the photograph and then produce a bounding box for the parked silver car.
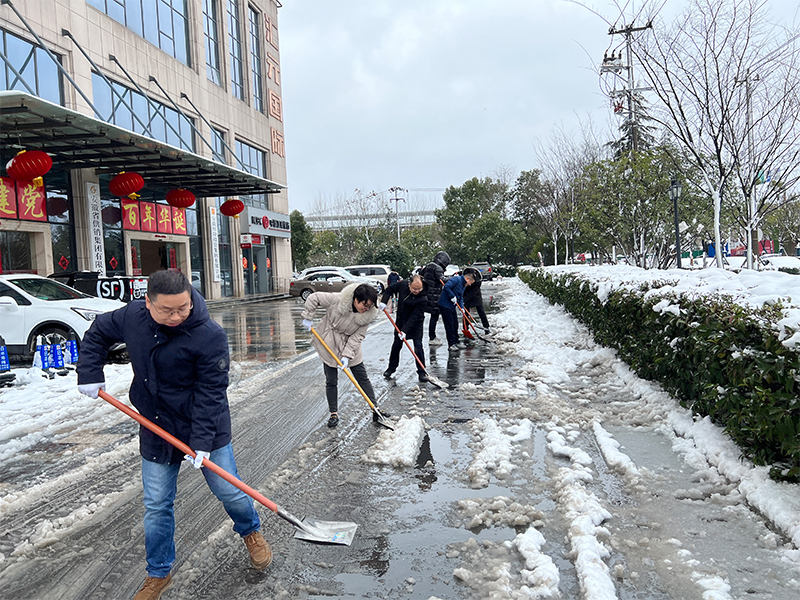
[289,270,383,301]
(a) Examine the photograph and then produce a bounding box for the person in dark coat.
[463,272,490,332]
[438,267,478,351]
[76,270,271,599]
[420,251,450,346]
[386,270,401,312]
[379,274,430,383]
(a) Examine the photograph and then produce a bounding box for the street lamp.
[669,178,683,268]
[389,186,405,242]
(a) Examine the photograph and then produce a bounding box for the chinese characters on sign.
[271,128,285,157]
[17,182,46,221]
[209,206,221,283]
[120,200,186,235]
[86,182,106,277]
[266,53,280,85]
[0,177,18,218]
[268,91,282,121]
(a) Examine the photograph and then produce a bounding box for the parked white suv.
[0,274,125,358]
[344,264,392,285]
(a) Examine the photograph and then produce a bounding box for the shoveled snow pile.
[455,495,544,530]
[467,417,533,487]
[361,415,427,467]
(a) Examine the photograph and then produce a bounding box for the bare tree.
[632,0,800,268]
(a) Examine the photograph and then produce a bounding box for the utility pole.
[389,187,406,242]
[603,20,653,153]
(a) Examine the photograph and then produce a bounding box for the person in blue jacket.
[76,269,271,600]
[438,267,478,351]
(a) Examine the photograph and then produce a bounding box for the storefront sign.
[209,206,221,283]
[17,181,46,221]
[0,177,18,218]
[86,182,106,277]
[242,206,291,239]
[157,204,173,234]
[122,198,140,230]
[171,207,187,235]
[140,202,158,232]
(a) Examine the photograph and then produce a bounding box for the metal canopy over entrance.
[0,91,285,198]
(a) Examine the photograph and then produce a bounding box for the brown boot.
[133,574,172,600]
[243,530,273,569]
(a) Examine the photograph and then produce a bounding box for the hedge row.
[519,268,800,481]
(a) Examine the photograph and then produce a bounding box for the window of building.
[87,0,190,65]
[248,6,263,112]
[92,73,195,151]
[235,140,268,210]
[203,0,222,85]
[227,0,244,100]
[1,28,62,105]
[211,126,227,163]
[45,169,76,276]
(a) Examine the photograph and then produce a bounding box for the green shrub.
[519,268,800,482]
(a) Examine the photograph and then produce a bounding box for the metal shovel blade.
[374,411,395,431]
[293,518,359,546]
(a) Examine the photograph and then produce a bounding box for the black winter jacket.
[380,280,429,339]
[421,251,450,314]
[463,279,483,308]
[77,288,232,464]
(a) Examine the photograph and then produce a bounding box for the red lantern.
[6,150,53,187]
[46,195,69,217]
[165,188,196,208]
[101,205,122,226]
[219,198,245,218]
[109,171,144,199]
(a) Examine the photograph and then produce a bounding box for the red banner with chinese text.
[16,182,46,221]
[0,177,17,219]
[121,198,141,230]
[157,204,173,233]
[171,207,187,235]
[140,202,158,232]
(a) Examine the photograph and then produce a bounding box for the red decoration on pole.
[109,172,145,199]
[219,198,245,218]
[5,150,52,188]
[165,188,196,208]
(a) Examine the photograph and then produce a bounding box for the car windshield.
[9,277,91,300]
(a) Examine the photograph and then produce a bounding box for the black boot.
[327,413,339,428]
[418,373,430,383]
[383,369,394,378]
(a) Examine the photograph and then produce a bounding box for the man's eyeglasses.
[150,300,193,318]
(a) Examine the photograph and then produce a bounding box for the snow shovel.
[309,326,394,430]
[97,389,358,545]
[381,308,448,389]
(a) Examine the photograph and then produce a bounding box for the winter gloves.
[338,357,350,371]
[378,302,387,311]
[302,319,313,331]
[185,450,210,469]
[78,382,105,398]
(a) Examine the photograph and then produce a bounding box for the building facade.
[0,0,292,299]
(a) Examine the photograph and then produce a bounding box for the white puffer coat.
[301,282,377,368]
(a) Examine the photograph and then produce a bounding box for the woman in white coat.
[301,282,388,428]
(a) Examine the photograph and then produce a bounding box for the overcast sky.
[277,1,799,215]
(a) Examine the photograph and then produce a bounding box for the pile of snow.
[466,417,533,488]
[457,376,530,402]
[455,495,544,530]
[512,527,561,598]
[361,415,427,467]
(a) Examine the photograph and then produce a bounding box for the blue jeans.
[141,442,260,578]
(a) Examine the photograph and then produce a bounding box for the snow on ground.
[362,415,427,467]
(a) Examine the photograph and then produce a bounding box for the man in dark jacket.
[76,270,271,600]
[439,267,477,351]
[379,274,430,382]
[420,251,450,346]
[463,272,490,332]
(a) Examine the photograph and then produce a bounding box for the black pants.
[323,361,376,413]
[428,311,440,340]
[465,301,489,328]
[387,333,426,375]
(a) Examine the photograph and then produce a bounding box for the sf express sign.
[250,215,290,231]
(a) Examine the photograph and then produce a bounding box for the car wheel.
[28,326,70,358]
[301,288,313,301]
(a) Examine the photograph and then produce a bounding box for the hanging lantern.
[101,205,122,226]
[219,198,245,218]
[5,150,53,187]
[109,171,144,199]
[165,188,196,208]
[46,195,69,217]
